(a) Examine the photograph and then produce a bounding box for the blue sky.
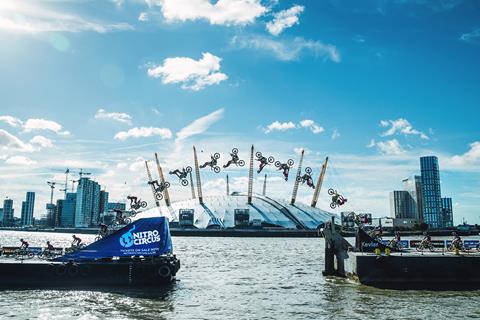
[0,0,479,224]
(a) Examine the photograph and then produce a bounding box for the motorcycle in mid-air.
[255,151,275,173]
[328,188,347,209]
[200,153,221,173]
[148,179,171,200]
[223,148,245,168]
[169,166,192,186]
[296,167,315,189]
[127,195,147,211]
[275,159,294,181]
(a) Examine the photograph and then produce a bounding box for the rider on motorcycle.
[301,173,316,189]
[46,241,55,252]
[99,223,109,237]
[200,154,217,169]
[390,232,401,249]
[71,235,82,248]
[278,163,291,181]
[149,179,165,192]
[170,168,188,179]
[451,232,463,250]
[127,195,138,207]
[223,152,240,168]
[421,232,432,246]
[256,155,269,173]
[331,192,347,206]
[20,238,29,249]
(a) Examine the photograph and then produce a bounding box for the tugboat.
[322,215,480,290]
[0,217,180,288]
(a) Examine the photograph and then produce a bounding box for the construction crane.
[62,168,70,199]
[46,181,57,226]
[78,169,91,179]
[70,179,79,192]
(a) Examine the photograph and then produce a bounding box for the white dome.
[136,193,336,230]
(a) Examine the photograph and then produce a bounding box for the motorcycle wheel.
[238,160,245,167]
[268,156,275,163]
[330,202,337,209]
[287,159,294,166]
[214,152,220,160]
[155,193,163,201]
[305,167,312,174]
[213,166,221,173]
[141,201,147,208]
[181,179,189,186]
[274,161,281,168]
[95,235,102,241]
[296,176,302,182]
[164,181,171,188]
[232,148,238,154]
[255,151,262,158]
[124,218,132,224]
[186,166,192,173]
[328,188,336,195]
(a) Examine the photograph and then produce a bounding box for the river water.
[0,231,479,320]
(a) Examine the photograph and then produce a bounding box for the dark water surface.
[0,231,479,319]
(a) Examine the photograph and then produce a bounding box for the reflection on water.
[0,231,479,319]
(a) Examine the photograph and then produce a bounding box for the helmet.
[20,238,24,241]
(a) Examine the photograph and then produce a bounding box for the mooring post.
[323,216,336,276]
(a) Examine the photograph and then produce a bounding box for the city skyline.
[0,1,479,224]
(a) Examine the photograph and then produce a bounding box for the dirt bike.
[129,199,147,211]
[149,180,171,200]
[388,240,404,250]
[223,148,245,168]
[328,188,347,209]
[255,151,274,173]
[38,249,60,260]
[201,153,221,173]
[13,248,34,260]
[170,166,192,186]
[65,243,86,254]
[416,240,435,252]
[275,159,294,180]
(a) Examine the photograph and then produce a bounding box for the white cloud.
[0,115,23,127]
[147,52,228,91]
[231,35,340,62]
[451,141,480,166]
[299,119,324,134]
[0,2,133,33]
[95,108,132,124]
[138,12,149,21]
[29,135,54,148]
[5,155,37,166]
[266,5,304,36]
[156,0,267,26]
[263,121,296,133]
[380,118,429,139]
[375,139,405,155]
[331,129,340,140]
[0,129,34,152]
[176,108,224,141]
[114,127,172,141]
[460,28,480,44]
[23,118,70,135]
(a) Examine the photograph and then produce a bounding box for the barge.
[322,217,480,290]
[0,217,180,288]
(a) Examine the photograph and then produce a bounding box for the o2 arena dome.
[139,192,335,230]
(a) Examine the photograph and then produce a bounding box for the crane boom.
[145,161,160,208]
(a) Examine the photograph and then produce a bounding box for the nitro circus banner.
[56,217,172,261]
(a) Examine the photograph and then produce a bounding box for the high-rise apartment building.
[2,198,14,227]
[20,192,35,226]
[75,178,101,227]
[420,156,443,229]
